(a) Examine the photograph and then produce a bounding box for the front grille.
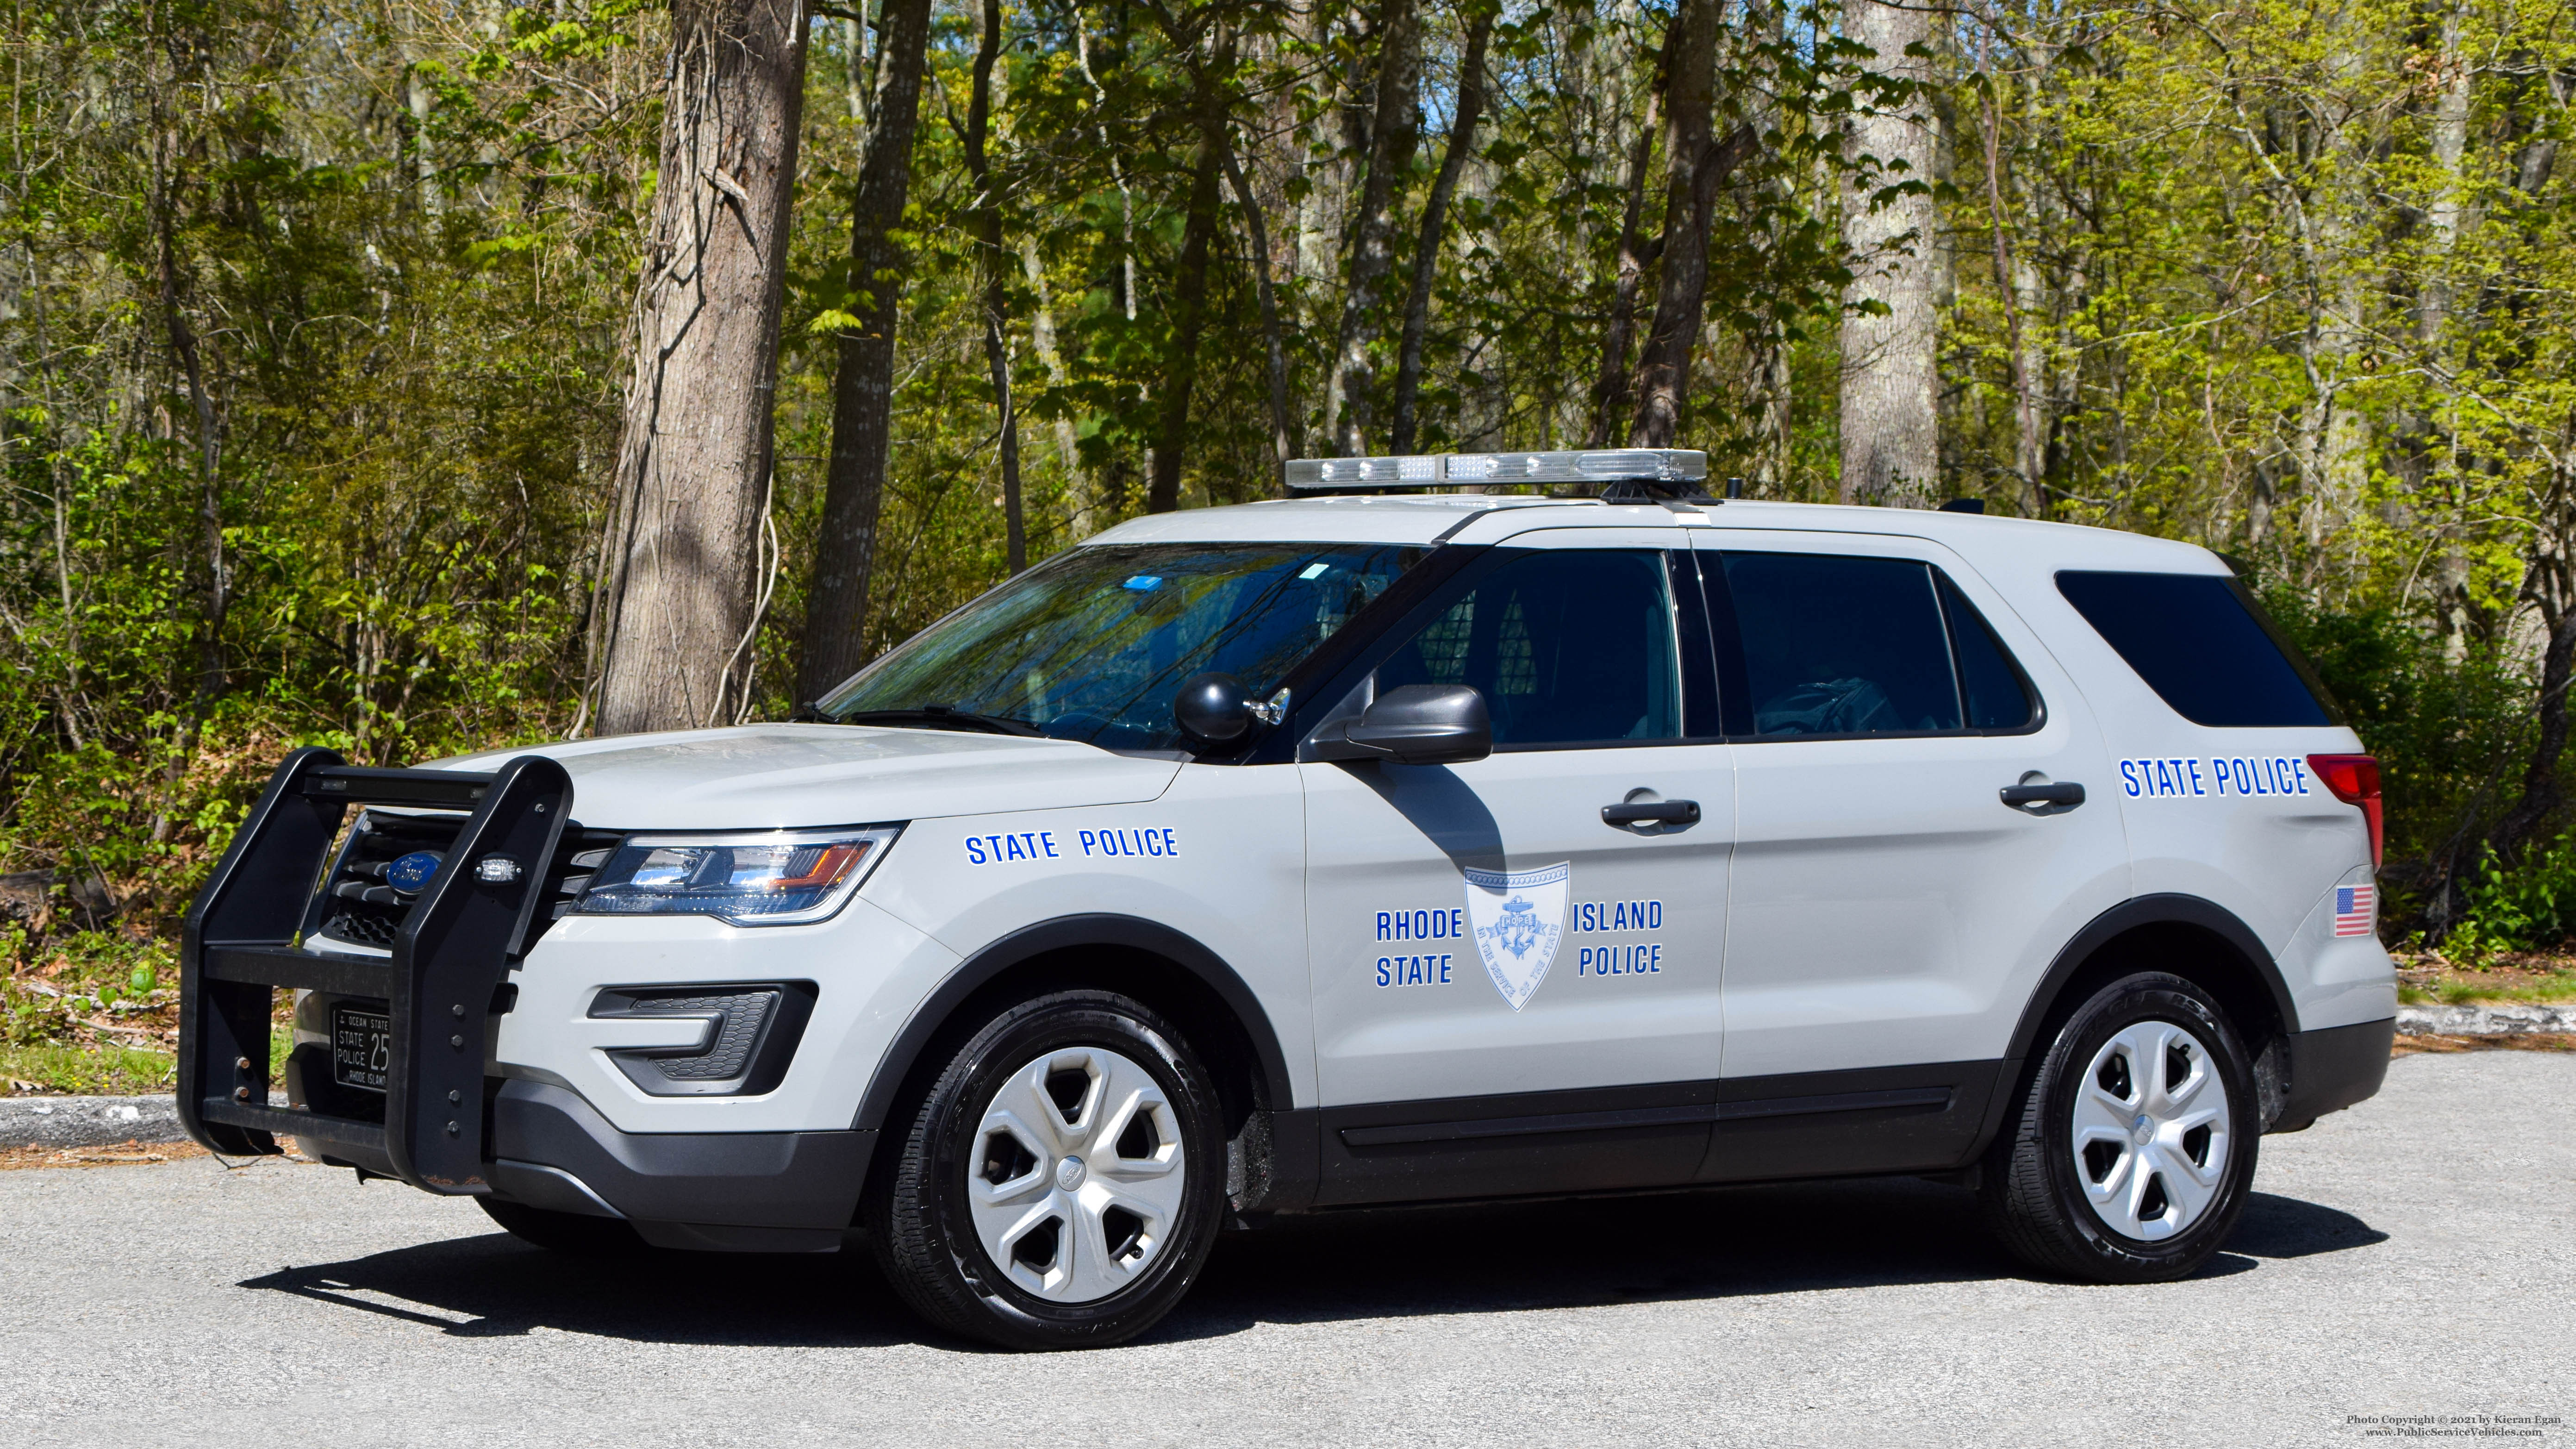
[310,811,465,949]
[306,810,619,954]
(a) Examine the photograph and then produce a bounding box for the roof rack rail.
[1285,448,1711,501]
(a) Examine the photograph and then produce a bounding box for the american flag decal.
[2334,885,2376,937]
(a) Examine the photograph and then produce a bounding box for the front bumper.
[2273,1016,2395,1132]
[484,1080,870,1251]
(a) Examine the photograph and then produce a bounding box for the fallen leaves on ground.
[0,1137,211,1170]
[2391,1032,2576,1057]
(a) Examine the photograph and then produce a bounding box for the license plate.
[331,1007,392,1092]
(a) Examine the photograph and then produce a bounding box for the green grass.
[1,1042,177,1095]
[2400,974,2576,1008]
[4,1026,291,1096]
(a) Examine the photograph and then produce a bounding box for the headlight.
[574,826,900,926]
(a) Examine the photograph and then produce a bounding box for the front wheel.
[867,989,1226,1349]
[1981,972,2258,1282]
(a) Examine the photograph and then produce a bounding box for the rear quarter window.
[2055,570,2338,728]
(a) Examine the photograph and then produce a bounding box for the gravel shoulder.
[2,1051,2569,1449]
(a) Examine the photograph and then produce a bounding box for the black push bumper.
[179,748,572,1192]
[2273,1016,2395,1133]
[181,748,873,1248]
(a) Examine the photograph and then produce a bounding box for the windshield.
[819,542,1428,751]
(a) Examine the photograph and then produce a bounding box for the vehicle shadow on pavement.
[237,1232,922,1347]
[233,1179,2385,1350]
[1159,1179,2389,1343]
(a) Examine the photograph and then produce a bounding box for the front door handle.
[1603,799,1701,826]
[1999,782,2085,809]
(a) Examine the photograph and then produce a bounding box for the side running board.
[177,746,573,1193]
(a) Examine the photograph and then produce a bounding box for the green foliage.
[2262,592,2533,870]
[2447,836,2576,960]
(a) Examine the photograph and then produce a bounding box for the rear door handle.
[1603,799,1701,825]
[1999,782,2085,809]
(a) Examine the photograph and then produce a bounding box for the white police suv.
[178,449,2395,1349]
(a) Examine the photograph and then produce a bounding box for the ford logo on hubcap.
[384,851,443,895]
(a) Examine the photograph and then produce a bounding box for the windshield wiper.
[828,706,1046,738]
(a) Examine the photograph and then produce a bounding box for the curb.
[2,1095,187,1149]
[2395,1003,2576,1037]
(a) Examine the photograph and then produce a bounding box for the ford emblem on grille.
[384,851,443,895]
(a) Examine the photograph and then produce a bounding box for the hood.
[430,724,1182,831]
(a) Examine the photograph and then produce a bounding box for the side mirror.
[1310,684,1491,766]
[1174,671,1254,746]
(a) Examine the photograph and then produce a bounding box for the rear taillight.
[2308,754,2382,868]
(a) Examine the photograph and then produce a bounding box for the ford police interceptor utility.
[177,448,2395,1350]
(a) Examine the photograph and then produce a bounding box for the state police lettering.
[962,831,1063,865]
[1375,953,1454,987]
[1572,897,1665,977]
[1376,907,1465,941]
[962,824,1181,865]
[1373,905,1462,987]
[2116,757,2312,800]
[1076,826,1180,858]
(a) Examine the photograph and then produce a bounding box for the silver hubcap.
[2071,1020,2233,1241]
[967,1045,1186,1303]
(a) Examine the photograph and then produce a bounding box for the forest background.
[2,0,2574,1086]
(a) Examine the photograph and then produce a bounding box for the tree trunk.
[1389,2,1494,454]
[1977,71,2041,509]
[2487,568,2576,867]
[1589,81,1661,450]
[2293,34,2373,553]
[1837,0,1941,507]
[1629,0,1753,449]
[1021,237,1086,523]
[963,0,1024,571]
[596,0,807,734]
[1327,0,1421,456]
[150,70,226,736]
[1219,136,1298,479]
[1148,101,1230,512]
[799,0,933,705]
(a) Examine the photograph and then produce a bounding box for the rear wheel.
[477,1198,649,1256]
[1981,972,2258,1282]
[867,989,1225,1350]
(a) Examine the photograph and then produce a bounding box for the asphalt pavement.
[3,1050,2568,1448]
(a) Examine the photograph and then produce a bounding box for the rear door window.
[1720,553,1962,737]
[2054,571,2335,727]
[1940,574,2037,731]
[1712,551,2037,738]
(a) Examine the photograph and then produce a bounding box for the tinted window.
[1378,550,1680,745]
[2055,571,2333,727]
[1939,574,2036,730]
[822,542,1424,750]
[1722,553,1962,736]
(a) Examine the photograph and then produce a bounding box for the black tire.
[477,1198,651,1256]
[867,988,1226,1350]
[1981,972,2259,1283]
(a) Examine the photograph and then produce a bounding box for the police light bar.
[1284,448,1708,493]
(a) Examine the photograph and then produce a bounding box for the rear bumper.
[479,1079,872,1250]
[2273,1016,2394,1132]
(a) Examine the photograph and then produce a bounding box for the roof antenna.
[1725,476,1744,500]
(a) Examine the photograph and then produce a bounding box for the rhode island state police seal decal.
[1463,862,1570,1011]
